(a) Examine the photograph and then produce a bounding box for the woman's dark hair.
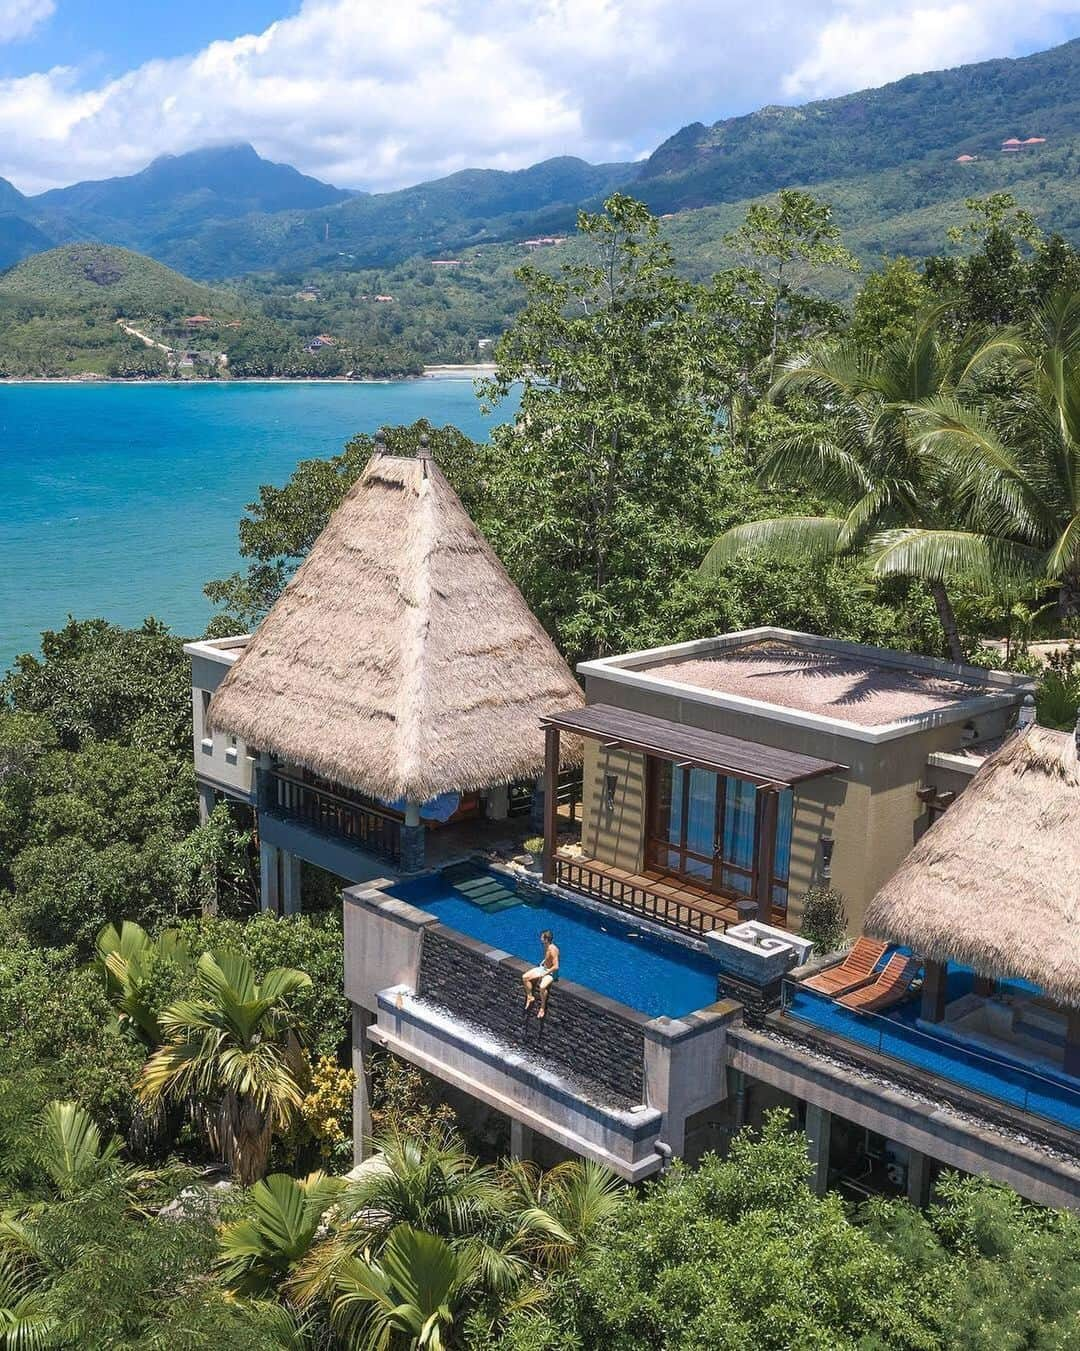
[541,930,554,944]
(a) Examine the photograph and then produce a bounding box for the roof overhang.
[542,703,845,788]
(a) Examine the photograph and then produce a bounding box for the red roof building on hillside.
[1023,137,1047,144]
[1002,137,1023,147]
[956,154,977,163]
[185,315,213,325]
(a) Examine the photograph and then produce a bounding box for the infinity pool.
[388,867,720,1019]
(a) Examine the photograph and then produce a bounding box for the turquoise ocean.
[0,380,511,670]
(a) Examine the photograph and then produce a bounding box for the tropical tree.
[877,291,1080,622]
[217,1170,345,1296]
[330,1224,477,1351]
[138,951,311,1185]
[94,920,193,1048]
[700,308,1010,660]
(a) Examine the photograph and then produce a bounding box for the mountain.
[25,143,349,259]
[160,154,635,277]
[635,39,1080,212]
[0,214,55,270]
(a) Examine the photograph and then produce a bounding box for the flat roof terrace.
[579,629,1034,743]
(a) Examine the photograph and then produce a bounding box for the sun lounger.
[801,937,888,997]
[838,953,920,1013]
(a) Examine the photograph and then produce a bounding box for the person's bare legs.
[523,971,535,1009]
[537,973,553,1018]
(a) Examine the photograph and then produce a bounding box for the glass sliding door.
[646,758,793,908]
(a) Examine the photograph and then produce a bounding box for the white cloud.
[0,0,52,44]
[0,0,1078,194]
[784,0,1080,99]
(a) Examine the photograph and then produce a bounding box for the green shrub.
[799,885,847,955]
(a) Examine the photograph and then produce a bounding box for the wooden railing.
[553,856,728,939]
[261,772,401,864]
[507,769,584,822]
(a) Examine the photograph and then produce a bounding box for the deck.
[553,852,787,938]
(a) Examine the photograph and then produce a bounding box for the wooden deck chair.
[800,937,888,997]
[838,953,920,1013]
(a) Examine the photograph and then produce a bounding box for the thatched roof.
[208,450,582,802]
[864,725,1080,1007]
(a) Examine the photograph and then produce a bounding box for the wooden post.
[973,973,996,997]
[754,788,779,923]
[542,724,559,884]
[921,960,948,1023]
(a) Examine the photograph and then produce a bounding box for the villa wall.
[576,671,1019,937]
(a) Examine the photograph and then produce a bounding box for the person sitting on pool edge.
[523,930,559,1019]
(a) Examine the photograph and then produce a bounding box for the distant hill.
[0,213,55,271]
[0,242,234,314]
[635,39,1080,212]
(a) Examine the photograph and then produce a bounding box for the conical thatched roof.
[864,725,1080,1006]
[208,450,582,802]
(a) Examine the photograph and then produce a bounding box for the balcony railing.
[554,856,728,938]
[782,983,1080,1135]
[261,771,402,864]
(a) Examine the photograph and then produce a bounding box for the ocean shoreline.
[0,364,498,386]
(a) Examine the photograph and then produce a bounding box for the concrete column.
[486,784,509,822]
[399,803,425,873]
[804,1102,832,1197]
[259,840,281,914]
[197,782,216,825]
[352,1007,375,1163]
[281,850,302,916]
[907,1148,934,1208]
[509,1119,534,1162]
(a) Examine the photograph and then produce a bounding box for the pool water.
[388,868,720,1019]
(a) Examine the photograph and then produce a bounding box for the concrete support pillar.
[921,960,948,1023]
[259,840,281,914]
[509,1119,534,1162]
[281,850,302,916]
[352,1007,375,1163]
[907,1148,934,1208]
[486,784,509,822]
[399,803,425,873]
[197,782,216,825]
[804,1102,832,1197]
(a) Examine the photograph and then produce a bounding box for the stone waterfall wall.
[416,925,647,1104]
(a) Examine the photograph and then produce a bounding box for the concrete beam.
[510,1120,534,1162]
[282,850,302,916]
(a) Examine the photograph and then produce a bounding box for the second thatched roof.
[864,725,1080,1007]
[208,449,583,802]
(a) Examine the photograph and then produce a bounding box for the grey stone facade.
[417,925,647,1102]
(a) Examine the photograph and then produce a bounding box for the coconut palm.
[138,951,311,1185]
[872,292,1080,620]
[217,1171,345,1296]
[700,309,1014,661]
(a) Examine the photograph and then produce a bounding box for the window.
[646,760,793,907]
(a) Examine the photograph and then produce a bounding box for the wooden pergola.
[540,704,845,928]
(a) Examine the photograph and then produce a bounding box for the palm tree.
[700,309,1012,661]
[138,951,311,1185]
[217,1171,345,1296]
[94,921,193,1049]
[330,1224,476,1351]
[871,292,1080,621]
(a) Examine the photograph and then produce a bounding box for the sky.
[0,0,1079,195]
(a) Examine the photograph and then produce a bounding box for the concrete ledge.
[729,1026,1080,1211]
[372,988,665,1181]
[643,1001,742,1046]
